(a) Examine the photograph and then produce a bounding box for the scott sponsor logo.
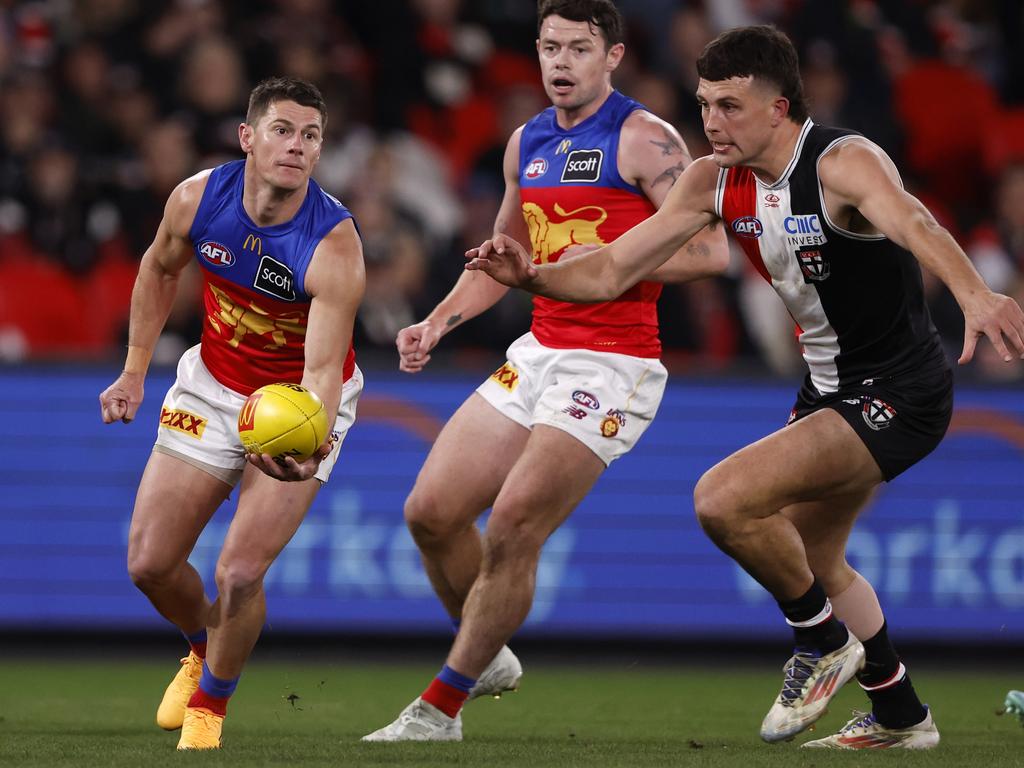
[732,216,763,238]
[253,255,296,301]
[572,390,600,410]
[525,157,548,179]
[784,214,823,235]
[199,241,235,267]
[561,149,603,183]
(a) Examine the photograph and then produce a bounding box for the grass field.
[1,656,1021,767]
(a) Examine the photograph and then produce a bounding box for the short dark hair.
[537,0,624,49]
[696,26,808,124]
[246,76,328,130]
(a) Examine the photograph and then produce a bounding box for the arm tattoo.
[445,313,463,328]
[652,162,685,187]
[649,126,684,157]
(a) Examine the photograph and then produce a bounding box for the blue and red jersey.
[519,90,660,358]
[188,160,356,395]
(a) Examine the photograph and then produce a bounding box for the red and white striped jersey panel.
[715,135,842,392]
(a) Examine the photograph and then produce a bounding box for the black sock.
[776,580,848,653]
[858,622,927,728]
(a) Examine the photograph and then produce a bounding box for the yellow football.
[237,383,329,463]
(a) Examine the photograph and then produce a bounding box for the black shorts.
[788,362,954,481]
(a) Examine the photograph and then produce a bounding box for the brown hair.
[697,26,808,123]
[246,76,328,129]
[537,0,624,49]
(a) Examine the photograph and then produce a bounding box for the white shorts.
[476,332,667,466]
[153,345,362,485]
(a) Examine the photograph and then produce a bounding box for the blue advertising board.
[1,367,1022,641]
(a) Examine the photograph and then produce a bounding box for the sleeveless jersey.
[188,160,356,396]
[715,120,944,393]
[519,90,660,358]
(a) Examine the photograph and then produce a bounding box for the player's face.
[537,15,623,113]
[240,100,323,191]
[696,76,781,168]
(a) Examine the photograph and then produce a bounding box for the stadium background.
[1,0,1023,696]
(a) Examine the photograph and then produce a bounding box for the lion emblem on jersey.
[522,202,607,264]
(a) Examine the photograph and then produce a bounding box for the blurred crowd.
[0,0,1022,381]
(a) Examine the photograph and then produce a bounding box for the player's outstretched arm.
[467,157,719,302]
[620,111,730,283]
[820,140,1024,364]
[99,171,208,424]
[247,218,365,482]
[397,128,530,373]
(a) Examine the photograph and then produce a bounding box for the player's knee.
[404,486,467,545]
[693,469,736,540]
[127,551,176,593]
[214,557,267,606]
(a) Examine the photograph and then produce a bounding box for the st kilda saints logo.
[861,397,897,431]
[798,248,829,282]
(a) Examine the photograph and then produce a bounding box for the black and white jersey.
[715,120,945,393]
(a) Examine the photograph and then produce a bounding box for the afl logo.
[199,241,235,267]
[572,390,600,410]
[525,158,548,179]
[733,216,763,239]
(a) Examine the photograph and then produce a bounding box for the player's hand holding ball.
[238,383,332,481]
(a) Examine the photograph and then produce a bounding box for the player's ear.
[606,42,625,72]
[770,97,791,127]
[238,122,254,153]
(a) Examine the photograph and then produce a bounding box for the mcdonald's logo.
[238,393,261,432]
[243,234,263,254]
[556,139,572,155]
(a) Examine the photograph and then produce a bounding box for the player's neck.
[746,118,806,185]
[553,84,613,130]
[242,170,309,227]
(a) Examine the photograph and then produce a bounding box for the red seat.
[983,108,1024,176]
[0,245,94,357]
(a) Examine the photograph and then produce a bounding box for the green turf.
[0,657,1021,766]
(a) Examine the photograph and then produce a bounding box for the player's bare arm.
[468,155,720,302]
[619,110,729,282]
[99,171,211,424]
[248,218,365,481]
[398,128,529,373]
[819,139,1024,364]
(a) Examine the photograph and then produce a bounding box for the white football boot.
[802,706,939,749]
[468,645,523,700]
[361,697,463,742]
[760,633,865,742]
